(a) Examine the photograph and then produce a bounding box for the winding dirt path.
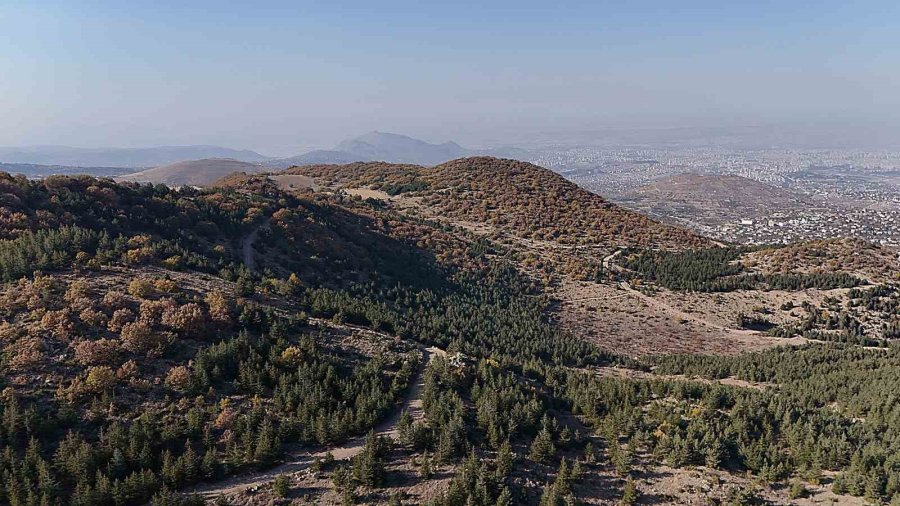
[190,346,446,499]
[595,248,752,335]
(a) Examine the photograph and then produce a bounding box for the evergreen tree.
[621,476,638,506]
[529,427,555,464]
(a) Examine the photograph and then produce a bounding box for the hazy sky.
[2,1,899,155]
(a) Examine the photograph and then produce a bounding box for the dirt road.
[190,346,446,500]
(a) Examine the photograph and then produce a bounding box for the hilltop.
[281,157,712,285]
[116,158,270,186]
[334,131,470,165]
[289,157,709,248]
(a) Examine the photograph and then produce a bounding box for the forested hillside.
[291,157,710,249]
[0,162,897,505]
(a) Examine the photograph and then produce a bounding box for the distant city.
[534,147,900,248]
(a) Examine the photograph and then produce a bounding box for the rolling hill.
[288,157,710,250]
[333,131,470,165]
[268,149,364,167]
[616,172,813,225]
[116,158,270,186]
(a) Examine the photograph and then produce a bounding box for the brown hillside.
[620,173,811,224]
[290,157,710,250]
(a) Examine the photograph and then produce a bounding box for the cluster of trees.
[770,286,900,345]
[622,247,864,292]
[297,263,614,371]
[649,344,900,502]
[745,238,898,285]
[381,180,429,196]
[849,285,900,340]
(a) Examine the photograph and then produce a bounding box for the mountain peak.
[333,132,471,165]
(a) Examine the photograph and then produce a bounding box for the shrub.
[128,279,155,299]
[121,321,170,356]
[165,366,192,391]
[161,303,205,337]
[73,338,121,366]
[108,308,135,332]
[85,366,116,392]
[272,474,290,498]
[102,290,131,310]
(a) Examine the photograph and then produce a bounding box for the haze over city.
[3,0,900,155]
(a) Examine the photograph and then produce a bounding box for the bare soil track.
[190,346,446,500]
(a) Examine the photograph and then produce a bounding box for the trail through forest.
[190,346,446,499]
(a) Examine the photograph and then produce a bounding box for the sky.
[1,0,899,156]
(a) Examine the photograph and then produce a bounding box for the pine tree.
[255,419,276,465]
[529,426,556,464]
[584,441,595,464]
[788,479,807,500]
[332,465,351,491]
[571,459,584,484]
[621,476,638,506]
[353,431,386,488]
[272,474,290,498]
[397,410,413,447]
[556,458,571,495]
[539,482,561,506]
[495,486,513,506]
[420,451,433,479]
[495,439,514,479]
[181,440,199,485]
[201,449,218,479]
[161,450,179,488]
[558,426,573,448]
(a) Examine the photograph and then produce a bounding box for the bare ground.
[556,279,801,356]
[269,174,320,191]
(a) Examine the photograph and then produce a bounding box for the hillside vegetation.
[292,157,709,249]
[0,161,897,505]
[742,237,899,284]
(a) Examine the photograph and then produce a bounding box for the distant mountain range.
[0,145,268,168]
[0,132,529,173]
[0,133,532,184]
[266,131,529,168]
